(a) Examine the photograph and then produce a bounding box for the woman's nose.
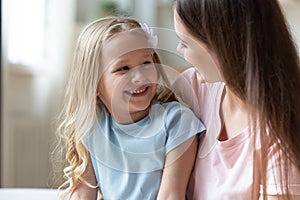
[176,43,183,54]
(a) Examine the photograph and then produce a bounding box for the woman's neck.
[223,88,246,111]
[219,87,249,140]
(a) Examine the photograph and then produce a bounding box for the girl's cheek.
[150,70,158,83]
[144,65,157,81]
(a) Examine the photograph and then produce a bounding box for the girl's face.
[98,32,157,124]
[173,10,223,82]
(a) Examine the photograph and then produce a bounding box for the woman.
[172,0,300,199]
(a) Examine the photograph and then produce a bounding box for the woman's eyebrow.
[175,33,188,44]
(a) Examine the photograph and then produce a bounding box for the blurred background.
[1,0,300,189]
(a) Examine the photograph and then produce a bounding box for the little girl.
[57,16,205,200]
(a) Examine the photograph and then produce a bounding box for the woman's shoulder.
[173,67,224,94]
[171,68,224,117]
[173,67,198,86]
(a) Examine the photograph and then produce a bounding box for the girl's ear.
[96,80,102,97]
[96,83,101,97]
[96,90,101,97]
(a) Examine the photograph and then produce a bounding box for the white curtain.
[2,0,77,187]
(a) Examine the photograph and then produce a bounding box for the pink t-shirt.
[172,68,300,199]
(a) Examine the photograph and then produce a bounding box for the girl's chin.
[128,102,152,112]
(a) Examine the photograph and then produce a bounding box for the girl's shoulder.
[151,101,194,116]
[151,102,205,154]
[151,101,205,132]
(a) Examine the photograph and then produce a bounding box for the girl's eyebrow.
[142,53,153,59]
[112,50,153,65]
[113,59,127,68]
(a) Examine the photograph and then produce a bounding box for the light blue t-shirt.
[82,101,205,200]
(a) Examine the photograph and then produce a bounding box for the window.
[5,0,47,70]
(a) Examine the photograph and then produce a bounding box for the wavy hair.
[56,16,176,198]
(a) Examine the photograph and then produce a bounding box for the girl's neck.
[111,106,150,125]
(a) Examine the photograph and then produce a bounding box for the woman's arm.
[69,155,99,200]
[157,136,198,200]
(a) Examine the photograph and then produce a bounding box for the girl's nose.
[130,67,146,83]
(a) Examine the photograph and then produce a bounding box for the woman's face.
[173,10,223,82]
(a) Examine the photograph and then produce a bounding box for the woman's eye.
[179,40,188,48]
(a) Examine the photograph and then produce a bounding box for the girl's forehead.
[102,31,150,57]
[101,31,151,67]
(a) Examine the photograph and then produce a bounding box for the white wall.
[280,0,300,55]
[1,0,77,188]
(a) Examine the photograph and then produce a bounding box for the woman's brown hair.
[175,0,300,199]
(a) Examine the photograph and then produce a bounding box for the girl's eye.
[116,66,130,72]
[142,61,152,66]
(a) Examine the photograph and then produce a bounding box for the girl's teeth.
[129,87,146,94]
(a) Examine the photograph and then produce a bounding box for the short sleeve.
[163,102,206,154]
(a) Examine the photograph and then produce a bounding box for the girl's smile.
[125,85,149,96]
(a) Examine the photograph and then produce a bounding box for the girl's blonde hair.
[56,16,176,198]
